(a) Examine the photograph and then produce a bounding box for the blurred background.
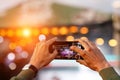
[0,0,120,80]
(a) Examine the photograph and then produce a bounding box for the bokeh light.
[9,42,17,50]
[41,27,49,35]
[16,29,22,37]
[108,39,118,47]
[80,36,88,40]
[51,27,59,35]
[0,29,6,36]
[0,36,4,43]
[22,29,31,37]
[39,34,46,41]
[15,46,22,53]
[80,27,89,34]
[33,29,40,36]
[59,26,68,35]
[69,26,78,33]
[7,52,15,61]
[95,38,104,46]
[8,63,17,70]
[21,51,29,58]
[7,30,14,37]
[66,36,74,41]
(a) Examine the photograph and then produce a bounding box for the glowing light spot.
[9,43,17,50]
[96,38,104,46]
[66,36,74,41]
[33,29,39,36]
[109,39,118,47]
[15,46,22,53]
[80,27,89,34]
[0,29,6,36]
[16,29,22,37]
[69,26,78,33]
[39,34,46,41]
[23,29,31,37]
[21,51,29,58]
[7,52,15,61]
[0,36,4,43]
[7,30,14,37]
[9,63,17,70]
[59,26,68,35]
[51,27,59,35]
[41,27,49,35]
[80,37,88,40]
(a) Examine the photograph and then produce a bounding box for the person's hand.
[70,38,111,72]
[29,37,58,70]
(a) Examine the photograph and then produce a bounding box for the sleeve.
[10,69,35,80]
[99,67,120,80]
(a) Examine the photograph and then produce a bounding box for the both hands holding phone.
[29,37,111,72]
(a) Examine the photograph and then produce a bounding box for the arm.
[99,67,120,80]
[10,37,58,80]
[70,38,120,80]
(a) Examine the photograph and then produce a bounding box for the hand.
[29,37,58,70]
[70,38,111,72]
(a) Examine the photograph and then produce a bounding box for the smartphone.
[49,41,84,60]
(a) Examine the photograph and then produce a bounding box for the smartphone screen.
[52,41,83,59]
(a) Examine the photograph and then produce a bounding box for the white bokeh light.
[9,62,17,70]
[39,34,46,41]
[7,52,15,61]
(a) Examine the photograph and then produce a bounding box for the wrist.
[97,62,111,72]
[22,64,38,77]
[29,61,43,70]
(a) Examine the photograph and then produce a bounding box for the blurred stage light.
[0,29,6,36]
[66,36,74,41]
[39,34,46,41]
[41,27,49,35]
[59,26,68,35]
[16,29,22,37]
[21,51,29,58]
[80,36,88,40]
[15,46,22,53]
[7,30,14,37]
[9,43,17,50]
[0,36,4,43]
[80,27,89,34]
[108,39,118,47]
[8,62,17,70]
[69,26,78,33]
[51,27,59,35]
[7,52,15,61]
[33,29,40,36]
[95,38,104,46]
[22,29,31,37]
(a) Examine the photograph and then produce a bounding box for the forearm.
[10,69,35,80]
[99,67,120,80]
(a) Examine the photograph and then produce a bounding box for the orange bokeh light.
[80,27,89,34]
[69,26,78,33]
[59,26,68,35]
[51,27,59,35]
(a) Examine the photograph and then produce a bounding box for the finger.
[70,46,85,57]
[79,39,91,51]
[46,37,58,46]
[82,38,96,49]
[76,60,88,66]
